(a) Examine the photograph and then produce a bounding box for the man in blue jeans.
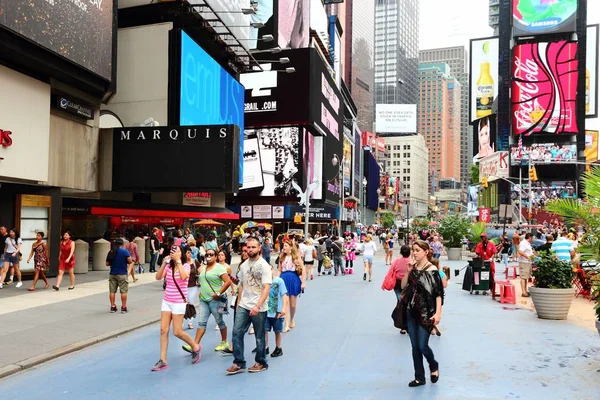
[226,237,272,375]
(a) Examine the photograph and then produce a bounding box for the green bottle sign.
[513,0,578,37]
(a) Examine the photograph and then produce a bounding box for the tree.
[470,164,480,185]
[381,212,395,229]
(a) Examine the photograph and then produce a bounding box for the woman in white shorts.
[152,245,201,372]
[362,234,377,282]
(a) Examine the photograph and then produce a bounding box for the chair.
[505,266,517,280]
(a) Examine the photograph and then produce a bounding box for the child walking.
[265,266,289,357]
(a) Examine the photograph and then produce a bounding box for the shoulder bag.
[171,266,197,320]
[12,239,22,261]
[205,266,229,315]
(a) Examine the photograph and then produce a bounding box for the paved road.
[1,257,599,400]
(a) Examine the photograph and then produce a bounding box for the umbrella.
[193,219,224,227]
[240,221,258,229]
[257,222,272,229]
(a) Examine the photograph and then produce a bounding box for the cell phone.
[171,246,178,252]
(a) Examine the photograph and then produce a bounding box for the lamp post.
[376,188,381,225]
[362,177,368,226]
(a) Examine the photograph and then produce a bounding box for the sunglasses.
[206,253,216,257]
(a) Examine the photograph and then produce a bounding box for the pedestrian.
[474,233,497,297]
[205,233,218,253]
[184,252,200,330]
[551,230,576,262]
[105,238,132,313]
[152,246,201,371]
[221,243,248,355]
[226,237,272,375]
[331,236,345,276]
[3,228,23,288]
[183,228,194,244]
[182,248,232,354]
[303,238,316,280]
[362,234,377,282]
[0,226,9,288]
[221,236,233,265]
[53,231,76,291]
[261,237,272,265]
[149,227,160,273]
[344,233,356,273]
[262,265,288,357]
[385,234,395,265]
[517,233,536,298]
[26,231,49,291]
[125,234,139,282]
[400,240,443,387]
[431,236,444,260]
[317,238,326,276]
[277,240,305,332]
[511,231,521,262]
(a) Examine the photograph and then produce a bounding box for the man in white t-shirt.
[517,233,536,297]
[227,237,272,375]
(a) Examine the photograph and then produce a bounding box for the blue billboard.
[179,31,244,183]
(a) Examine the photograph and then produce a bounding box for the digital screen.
[473,115,497,162]
[513,0,577,37]
[0,0,114,80]
[510,143,577,165]
[585,130,599,163]
[512,181,577,209]
[469,37,499,123]
[179,31,245,184]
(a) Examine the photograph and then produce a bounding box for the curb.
[0,317,160,380]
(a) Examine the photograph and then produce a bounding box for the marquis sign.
[112,125,239,192]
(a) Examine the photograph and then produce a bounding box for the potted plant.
[437,214,471,260]
[592,275,600,336]
[467,221,487,252]
[529,253,575,320]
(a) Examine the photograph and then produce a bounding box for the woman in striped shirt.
[152,246,201,371]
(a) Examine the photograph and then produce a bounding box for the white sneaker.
[0,283,3,289]
[15,282,22,288]
[214,325,219,331]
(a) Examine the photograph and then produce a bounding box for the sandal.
[28,288,36,291]
[43,284,49,289]
[68,286,75,290]
[283,327,290,333]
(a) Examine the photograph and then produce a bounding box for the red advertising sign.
[512,41,579,135]
[0,129,13,147]
[361,131,386,153]
[344,199,357,209]
[479,208,491,223]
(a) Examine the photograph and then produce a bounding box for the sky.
[419,0,600,131]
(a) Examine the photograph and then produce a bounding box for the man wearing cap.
[474,233,498,298]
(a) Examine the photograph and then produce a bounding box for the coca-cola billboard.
[512,41,579,136]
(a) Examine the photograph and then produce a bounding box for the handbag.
[382,264,397,291]
[205,267,229,315]
[391,299,408,330]
[171,266,197,320]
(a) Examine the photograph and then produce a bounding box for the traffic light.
[529,165,538,182]
[481,177,488,188]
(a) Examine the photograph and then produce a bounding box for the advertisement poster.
[240,133,264,190]
[0,0,114,80]
[249,0,276,50]
[585,130,599,163]
[253,205,272,219]
[512,41,579,136]
[473,115,497,162]
[467,186,479,217]
[241,127,301,197]
[342,138,352,192]
[375,104,417,134]
[183,192,212,207]
[587,25,599,118]
[278,0,309,49]
[272,205,285,219]
[510,143,576,165]
[479,151,509,183]
[513,0,578,37]
[302,129,323,200]
[241,206,253,219]
[469,37,499,122]
[479,208,491,223]
[511,181,577,209]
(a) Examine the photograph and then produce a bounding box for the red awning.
[90,207,239,220]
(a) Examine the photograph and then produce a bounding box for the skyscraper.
[374,0,420,133]
[418,62,461,192]
[419,46,470,188]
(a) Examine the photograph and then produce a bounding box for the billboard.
[375,104,417,134]
[343,138,352,192]
[512,0,578,37]
[0,0,114,81]
[279,0,310,49]
[240,127,301,197]
[587,25,599,118]
[512,41,578,136]
[467,186,479,217]
[249,0,276,50]
[479,151,509,183]
[469,37,499,122]
[179,31,245,184]
[585,130,599,163]
[473,115,497,162]
[302,129,324,200]
[510,143,577,165]
[511,181,577,209]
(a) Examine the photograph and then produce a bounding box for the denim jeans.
[334,257,344,275]
[502,253,509,267]
[317,259,324,274]
[149,252,158,272]
[393,287,402,301]
[232,306,268,368]
[406,311,438,383]
[196,299,226,329]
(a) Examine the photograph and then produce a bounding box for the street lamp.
[362,177,368,226]
[376,188,381,225]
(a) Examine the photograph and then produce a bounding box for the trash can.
[471,258,491,294]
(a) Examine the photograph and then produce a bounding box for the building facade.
[418,62,461,192]
[384,134,429,218]
[419,46,470,189]
[374,0,419,117]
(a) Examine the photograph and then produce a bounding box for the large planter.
[596,320,600,337]
[529,287,574,320]
[447,247,462,261]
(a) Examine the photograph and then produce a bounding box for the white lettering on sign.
[479,151,509,183]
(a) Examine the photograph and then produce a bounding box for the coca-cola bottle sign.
[512,41,579,136]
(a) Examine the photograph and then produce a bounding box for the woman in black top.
[401,240,444,387]
[500,234,511,268]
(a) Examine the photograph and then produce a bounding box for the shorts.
[364,255,374,264]
[265,316,284,333]
[4,254,18,265]
[109,275,129,294]
[519,262,532,280]
[304,260,314,265]
[161,300,187,315]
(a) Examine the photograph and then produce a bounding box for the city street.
[1,255,599,399]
